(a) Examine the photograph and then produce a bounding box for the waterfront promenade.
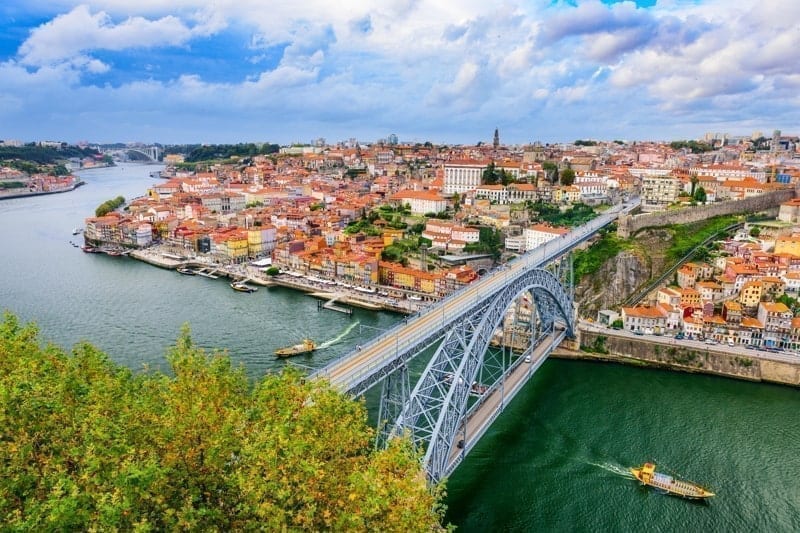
[128,246,424,314]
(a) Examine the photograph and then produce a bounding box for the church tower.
[493,128,500,150]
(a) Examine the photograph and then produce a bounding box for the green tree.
[464,227,503,259]
[482,162,497,185]
[693,186,707,203]
[95,195,125,217]
[689,173,699,197]
[749,227,761,238]
[559,168,576,186]
[452,192,461,212]
[0,314,447,530]
[542,161,558,183]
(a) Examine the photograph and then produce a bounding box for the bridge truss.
[377,256,576,483]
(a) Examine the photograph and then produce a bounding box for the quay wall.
[617,188,796,238]
[555,331,800,387]
[127,250,412,313]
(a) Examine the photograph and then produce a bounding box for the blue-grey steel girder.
[392,267,575,483]
[376,363,410,449]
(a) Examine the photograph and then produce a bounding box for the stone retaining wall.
[556,331,800,387]
[617,188,796,238]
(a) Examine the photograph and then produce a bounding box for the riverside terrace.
[127,246,427,314]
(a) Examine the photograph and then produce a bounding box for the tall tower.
[493,128,500,150]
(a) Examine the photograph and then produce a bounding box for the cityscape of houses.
[75,133,800,302]
[6,132,800,317]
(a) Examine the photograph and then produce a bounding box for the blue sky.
[0,1,797,146]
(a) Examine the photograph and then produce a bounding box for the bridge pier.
[376,364,410,449]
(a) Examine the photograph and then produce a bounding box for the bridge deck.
[446,329,566,476]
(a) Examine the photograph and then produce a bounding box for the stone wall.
[556,331,800,387]
[617,188,796,238]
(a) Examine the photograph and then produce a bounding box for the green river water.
[1,164,798,531]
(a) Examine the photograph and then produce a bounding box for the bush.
[0,313,448,531]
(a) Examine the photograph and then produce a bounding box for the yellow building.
[739,280,763,309]
[774,235,800,256]
[248,228,264,257]
[382,228,405,246]
[227,231,250,263]
[678,287,701,309]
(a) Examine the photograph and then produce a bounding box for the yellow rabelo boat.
[275,339,317,358]
[630,462,714,500]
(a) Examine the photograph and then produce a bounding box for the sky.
[0,1,798,146]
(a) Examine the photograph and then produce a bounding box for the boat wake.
[587,461,636,480]
[318,320,361,349]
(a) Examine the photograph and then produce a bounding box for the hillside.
[573,216,739,318]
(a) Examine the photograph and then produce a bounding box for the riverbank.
[127,248,421,314]
[0,180,85,200]
[556,330,800,387]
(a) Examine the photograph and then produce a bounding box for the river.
[1,164,798,531]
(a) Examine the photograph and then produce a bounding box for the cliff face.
[574,228,673,318]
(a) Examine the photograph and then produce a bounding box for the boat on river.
[230,281,257,293]
[275,339,316,358]
[630,462,714,500]
[72,227,83,235]
[176,266,197,276]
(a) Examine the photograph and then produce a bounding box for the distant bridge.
[102,146,161,162]
[312,199,640,482]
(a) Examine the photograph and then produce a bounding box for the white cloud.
[18,4,220,67]
[3,0,800,143]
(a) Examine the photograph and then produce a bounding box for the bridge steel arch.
[386,266,574,483]
[313,200,639,482]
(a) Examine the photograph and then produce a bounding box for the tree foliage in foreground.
[0,313,447,531]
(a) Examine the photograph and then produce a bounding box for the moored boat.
[275,339,316,358]
[630,462,714,500]
[176,266,197,276]
[230,281,257,293]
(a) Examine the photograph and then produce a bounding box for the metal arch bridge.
[312,200,637,483]
[103,146,161,162]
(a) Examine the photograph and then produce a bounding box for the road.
[446,328,565,474]
[579,320,800,366]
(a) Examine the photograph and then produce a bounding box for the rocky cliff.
[574,228,673,318]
